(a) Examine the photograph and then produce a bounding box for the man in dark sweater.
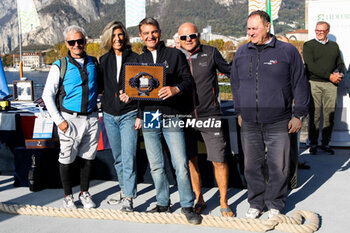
[303,21,345,155]
[136,17,201,225]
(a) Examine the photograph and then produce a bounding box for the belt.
[63,111,96,117]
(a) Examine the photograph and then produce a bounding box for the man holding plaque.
[136,17,201,225]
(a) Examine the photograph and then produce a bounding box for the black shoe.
[309,145,317,155]
[146,205,171,213]
[320,145,335,155]
[181,207,202,225]
[298,161,310,170]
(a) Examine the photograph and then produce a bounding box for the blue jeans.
[142,117,194,208]
[103,111,138,198]
[241,119,290,211]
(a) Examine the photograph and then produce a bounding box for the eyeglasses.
[179,33,198,41]
[66,38,85,46]
[315,30,328,33]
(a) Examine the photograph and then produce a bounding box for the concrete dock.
[1,144,349,233]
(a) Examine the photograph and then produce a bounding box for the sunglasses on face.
[179,33,198,41]
[66,38,85,46]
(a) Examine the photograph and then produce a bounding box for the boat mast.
[16,0,24,79]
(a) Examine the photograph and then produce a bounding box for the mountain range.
[0,0,304,54]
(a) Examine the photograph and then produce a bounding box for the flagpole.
[266,0,274,34]
[16,0,24,79]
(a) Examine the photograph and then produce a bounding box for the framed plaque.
[123,63,166,101]
[12,80,34,101]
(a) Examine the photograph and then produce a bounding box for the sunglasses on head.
[66,38,85,46]
[179,33,198,41]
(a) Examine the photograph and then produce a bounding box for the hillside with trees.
[86,0,305,40]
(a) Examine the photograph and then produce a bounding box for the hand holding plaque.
[123,63,165,101]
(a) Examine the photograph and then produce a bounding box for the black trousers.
[59,157,92,196]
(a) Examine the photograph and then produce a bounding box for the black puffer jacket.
[99,47,138,116]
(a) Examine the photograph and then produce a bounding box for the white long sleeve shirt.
[42,58,84,126]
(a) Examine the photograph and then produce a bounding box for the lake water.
[5,71,48,100]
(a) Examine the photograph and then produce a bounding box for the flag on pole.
[248,0,266,14]
[0,57,10,99]
[125,0,146,28]
[17,0,40,34]
[248,0,282,34]
[269,0,282,21]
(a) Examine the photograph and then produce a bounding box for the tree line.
[1,38,304,67]
[1,39,236,67]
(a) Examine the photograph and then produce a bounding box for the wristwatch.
[175,85,182,94]
[294,115,305,121]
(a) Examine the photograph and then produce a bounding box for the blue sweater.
[230,36,310,123]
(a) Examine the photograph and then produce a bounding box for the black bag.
[28,154,42,191]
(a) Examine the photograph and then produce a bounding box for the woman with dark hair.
[99,21,140,212]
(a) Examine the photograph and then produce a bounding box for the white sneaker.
[245,208,262,219]
[79,191,96,209]
[63,194,77,209]
[107,191,125,205]
[120,197,133,212]
[268,209,280,219]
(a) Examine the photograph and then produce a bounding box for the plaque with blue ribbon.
[123,63,166,101]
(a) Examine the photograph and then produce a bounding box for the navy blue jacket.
[230,36,310,123]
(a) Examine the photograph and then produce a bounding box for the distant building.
[88,38,101,44]
[201,25,212,42]
[130,37,142,43]
[13,52,43,67]
[286,29,308,41]
[166,39,175,47]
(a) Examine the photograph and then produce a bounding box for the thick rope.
[0,202,319,233]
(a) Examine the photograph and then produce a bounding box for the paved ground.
[0,145,349,233]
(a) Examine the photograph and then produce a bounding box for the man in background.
[303,21,345,155]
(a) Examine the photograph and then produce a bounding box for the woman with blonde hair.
[99,21,141,212]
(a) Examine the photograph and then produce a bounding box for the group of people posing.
[42,10,344,225]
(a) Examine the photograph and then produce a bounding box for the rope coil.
[0,202,319,232]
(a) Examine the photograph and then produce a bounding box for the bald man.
[178,22,233,217]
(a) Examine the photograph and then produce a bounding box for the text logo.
[318,14,325,21]
[263,60,278,65]
[143,110,161,129]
